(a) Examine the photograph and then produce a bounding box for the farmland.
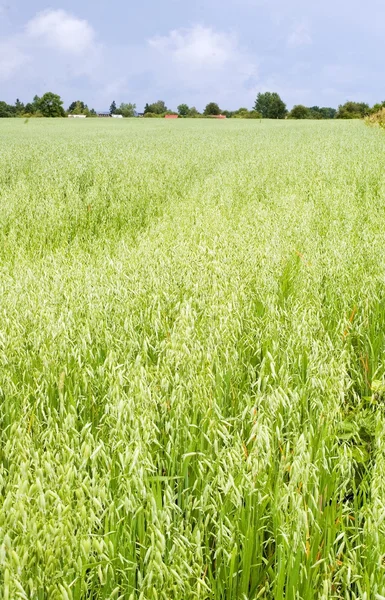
[1,118,385,599]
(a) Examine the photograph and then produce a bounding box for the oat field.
[1,118,385,599]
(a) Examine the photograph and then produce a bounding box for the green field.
[1,118,385,599]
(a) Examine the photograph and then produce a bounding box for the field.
[1,118,385,599]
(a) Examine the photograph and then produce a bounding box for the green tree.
[74,102,85,115]
[289,105,311,119]
[177,104,190,117]
[319,107,336,119]
[116,103,136,117]
[254,92,287,119]
[232,108,261,119]
[68,100,87,114]
[0,101,14,118]
[36,92,65,117]
[15,99,25,115]
[110,101,117,115]
[32,96,41,113]
[144,100,168,115]
[308,106,322,119]
[369,101,385,115]
[188,106,200,117]
[246,110,262,119]
[203,102,221,116]
[22,96,43,116]
[307,106,336,119]
[336,101,370,119]
[24,103,35,115]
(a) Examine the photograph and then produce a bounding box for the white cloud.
[0,9,101,87]
[147,25,258,108]
[149,25,235,70]
[287,23,312,48]
[0,40,29,81]
[0,14,258,110]
[25,9,96,55]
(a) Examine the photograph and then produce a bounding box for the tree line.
[1,91,384,119]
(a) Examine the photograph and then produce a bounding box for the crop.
[1,118,385,599]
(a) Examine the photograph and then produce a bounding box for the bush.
[203,102,221,116]
[233,109,262,119]
[288,105,311,119]
[21,112,44,118]
[369,102,385,115]
[245,110,262,119]
[336,102,370,119]
[365,108,385,129]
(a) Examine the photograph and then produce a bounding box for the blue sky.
[1,0,384,111]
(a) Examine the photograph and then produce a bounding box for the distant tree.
[144,100,168,115]
[308,106,323,119]
[369,101,385,115]
[289,105,311,119]
[231,108,261,119]
[36,92,65,117]
[116,103,136,117]
[0,101,15,118]
[319,107,336,119]
[15,98,25,115]
[32,96,41,113]
[24,103,35,115]
[254,92,287,119]
[203,102,221,116]
[21,96,43,116]
[246,110,262,119]
[336,101,370,119]
[188,106,200,117]
[74,101,87,115]
[177,103,190,117]
[68,100,87,114]
[307,106,336,119]
[110,101,117,115]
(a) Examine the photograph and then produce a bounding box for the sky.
[0,0,384,112]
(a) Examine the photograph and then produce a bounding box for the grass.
[1,118,385,599]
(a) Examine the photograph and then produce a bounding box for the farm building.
[165,114,178,119]
[112,114,123,119]
[68,114,87,118]
[211,115,226,119]
[97,112,111,118]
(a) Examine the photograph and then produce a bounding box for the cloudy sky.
[0,0,384,112]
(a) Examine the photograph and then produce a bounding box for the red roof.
[165,114,178,119]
